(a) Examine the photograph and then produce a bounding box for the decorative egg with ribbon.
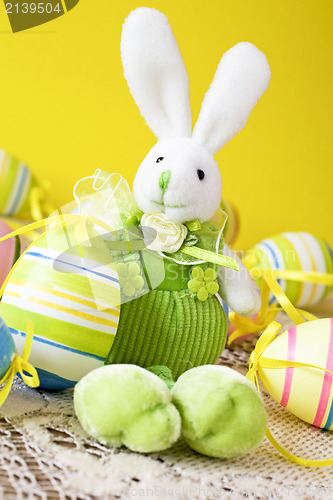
[0,218,121,390]
[0,317,16,380]
[0,150,38,217]
[219,198,239,247]
[253,318,333,430]
[243,232,333,307]
[0,219,26,288]
[1,216,41,248]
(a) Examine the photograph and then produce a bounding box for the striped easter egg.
[0,317,16,379]
[0,222,121,390]
[258,318,333,430]
[244,232,333,307]
[2,216,41,249]
[0,219,26,288]
[0,150,37,217]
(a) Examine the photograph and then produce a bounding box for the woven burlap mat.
[1,295,333,500]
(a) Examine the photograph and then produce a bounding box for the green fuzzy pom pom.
[74,365,181,453]
[172,365,268,458]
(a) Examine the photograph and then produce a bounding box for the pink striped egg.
[0,219,26,288]
[258,318,333,430]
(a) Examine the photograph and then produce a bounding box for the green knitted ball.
[106,290,228,379]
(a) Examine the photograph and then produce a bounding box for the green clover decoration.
[115,262,145,297]
[188,266,219,301]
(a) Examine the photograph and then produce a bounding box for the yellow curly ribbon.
[263,275,307,325]
[252,268,333,286]
[228,268,324,345]
[265,429,333,467]
[247,320,283,388]
[228,308,279,345]
[247,320,333,467]
[30,181,55,221]
[0,323,40,408]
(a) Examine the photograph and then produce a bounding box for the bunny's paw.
[74,364,181,453]
[172,365,267,458]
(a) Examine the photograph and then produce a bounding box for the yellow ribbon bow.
[228,274,319,345]
[246,320,282,389]
[0,325,40,407]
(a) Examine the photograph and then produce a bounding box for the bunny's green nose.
[159,170,171,195]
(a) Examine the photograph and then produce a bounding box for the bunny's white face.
[133,138,222,224]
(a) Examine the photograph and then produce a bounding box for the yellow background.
[0,0,332,250]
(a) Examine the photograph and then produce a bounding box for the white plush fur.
[133,137,222,223]
[122,8,267,316]
[192,42,271,154]
[121,7,192,139]
[218,244,261,316]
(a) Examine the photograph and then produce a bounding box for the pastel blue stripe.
[25,251,119,284]
[221,300,229,323]
[9,328,105,361]
[8,164,28,214]
[323,399,333,430]
[261,241,281,305]
[33,368,76,390]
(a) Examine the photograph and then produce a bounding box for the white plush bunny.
[121,7,270,316]
[74,8,271,458]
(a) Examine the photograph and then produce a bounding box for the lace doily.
[1,295,333,500]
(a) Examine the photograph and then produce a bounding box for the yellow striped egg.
[258,318,333,430]
[244,232,333,307]
[0,222,121,390]
[0,150,37,217]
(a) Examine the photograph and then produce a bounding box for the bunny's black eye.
[156,157,164,163]
[197,169,205,180]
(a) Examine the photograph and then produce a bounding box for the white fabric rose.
[141,212,188,253]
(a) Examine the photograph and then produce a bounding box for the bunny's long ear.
[192,42,271,155]
[121,8,192,139]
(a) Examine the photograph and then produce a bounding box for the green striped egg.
[0,150,37,217]
[0,222,121,390]
[244,232,333,307]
